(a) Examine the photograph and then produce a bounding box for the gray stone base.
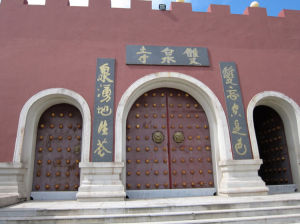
[126,188,216,199]
[31,192,77,200]
[76,162,126,202]
[218,159,269,196]
[268,184,297,195]
[0,194,25,208]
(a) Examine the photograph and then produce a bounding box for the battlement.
[1,0,300,19]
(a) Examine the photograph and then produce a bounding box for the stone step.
[123,214,300,224]
[2,194,300,224]
[1,195,300,217]
[1,205,300,224]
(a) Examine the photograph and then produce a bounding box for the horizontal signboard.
[126,45,210,66]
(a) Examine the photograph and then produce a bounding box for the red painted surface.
[0,0,300,161]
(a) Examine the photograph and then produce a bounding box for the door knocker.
[152,131,164,144]
[173,131,185,144]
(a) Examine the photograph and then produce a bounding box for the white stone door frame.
[115,72,232,194]
[13,88,91,200]
[247,91,300,191]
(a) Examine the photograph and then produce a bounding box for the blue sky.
[152,0,300,16]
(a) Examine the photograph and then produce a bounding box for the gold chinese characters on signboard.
[220,62,252,159]
[92,59,115,162]
[127,45,210,66]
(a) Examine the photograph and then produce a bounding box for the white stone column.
[0,162,26,207]
[76,162,125,201]
[218,159,269,196]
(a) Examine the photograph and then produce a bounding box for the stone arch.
[115,72,232,193]
[247,91,300,190]
[14,88,91,199]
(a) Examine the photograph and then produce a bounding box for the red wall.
[0,0,300,161]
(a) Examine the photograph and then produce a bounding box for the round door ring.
[152,131,164,144]
[173,131,185,144]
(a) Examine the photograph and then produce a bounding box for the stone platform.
[1,193,300,223]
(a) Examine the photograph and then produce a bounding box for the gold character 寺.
[136,46,152,64]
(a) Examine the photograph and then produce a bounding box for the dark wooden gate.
[32,104,82,192]
[126,88,214,190]
[254,106,293,185]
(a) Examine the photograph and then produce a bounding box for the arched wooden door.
[254,106,293,186]
[32,104,82,196]
[126,88,214,191]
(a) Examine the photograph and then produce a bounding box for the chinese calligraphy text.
[126,45,210,66]
[92,58,115,162]
[220,62,252,160]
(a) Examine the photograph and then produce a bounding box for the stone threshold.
[3,192,300,210]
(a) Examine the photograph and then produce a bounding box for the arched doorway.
[126,88,214,196]
[31,103,83,200]
[13,88,91,200]
[254,105,294,191]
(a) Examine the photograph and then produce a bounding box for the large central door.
[126,88,214,191]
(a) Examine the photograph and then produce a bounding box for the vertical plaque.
[92,58,115,162]
[220,62,253,160]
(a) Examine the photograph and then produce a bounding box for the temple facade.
[0,0,300,204]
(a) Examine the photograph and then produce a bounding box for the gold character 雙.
[183,48,201,65]
[222,66,237,85]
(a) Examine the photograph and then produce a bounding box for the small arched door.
[31,104,82,199]
[254,106,293,186]
[126,88,214,191]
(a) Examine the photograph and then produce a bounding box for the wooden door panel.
[32,104,82,192]
[255,106,293,185]
[126,89,169,190]
[126,88,214,190]
[167,89,214,189]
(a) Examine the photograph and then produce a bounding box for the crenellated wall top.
[0,0,300,19]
